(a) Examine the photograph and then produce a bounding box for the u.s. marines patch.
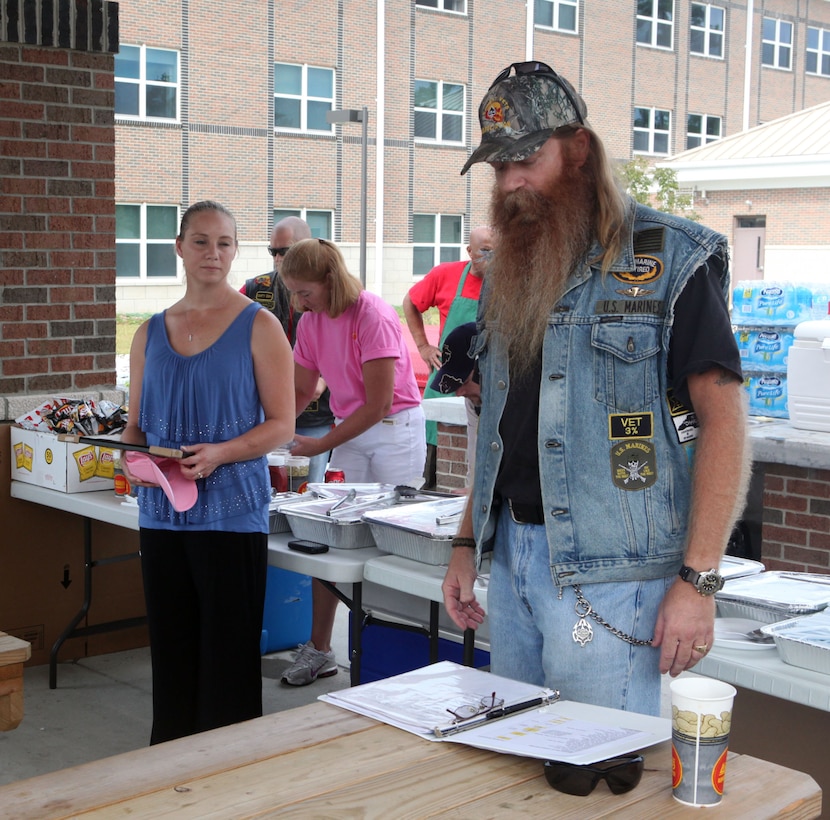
[612,255,664,286]
[611,441,656,490]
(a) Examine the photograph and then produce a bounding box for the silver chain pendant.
[572,617,593,647]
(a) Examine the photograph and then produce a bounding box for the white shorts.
[329,406,426,485]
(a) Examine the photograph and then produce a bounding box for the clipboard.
[57,435,184,459]
[320,661,671,765]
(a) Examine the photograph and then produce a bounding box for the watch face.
[697,571,723,595]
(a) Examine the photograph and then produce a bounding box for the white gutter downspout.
[373,0,385,294]
[743,0,754,131]
[525,0,534,58]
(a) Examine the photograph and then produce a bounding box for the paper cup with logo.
[670,677,736,807]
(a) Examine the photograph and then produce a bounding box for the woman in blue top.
[122,201,294,744]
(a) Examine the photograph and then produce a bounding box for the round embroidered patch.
[613,255,664,285]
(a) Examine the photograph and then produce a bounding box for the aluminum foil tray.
[716,571,830,624]
[761,610,830,674]
[363,498,466,565]
[279,493,397,550]
[268,492,304,533]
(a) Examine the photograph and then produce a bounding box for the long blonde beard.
[485,164,596,382]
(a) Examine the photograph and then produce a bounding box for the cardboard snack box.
[10,427,116,493]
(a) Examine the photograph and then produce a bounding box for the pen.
[484,696,548,721]
[433,691,558,738]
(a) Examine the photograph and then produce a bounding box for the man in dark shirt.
[241,216,333,484]
[441,61,750,715]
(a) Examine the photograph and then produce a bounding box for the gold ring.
[694,643,708,653]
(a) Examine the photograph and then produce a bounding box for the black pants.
[139,528,267,745]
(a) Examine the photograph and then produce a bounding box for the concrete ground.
[1,604,678,788]
[0,606,352,787]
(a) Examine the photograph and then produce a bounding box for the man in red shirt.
[404,226,493,486]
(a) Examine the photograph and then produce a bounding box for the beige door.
[732,217,766,280]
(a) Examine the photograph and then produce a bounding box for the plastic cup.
[670,677,736,807]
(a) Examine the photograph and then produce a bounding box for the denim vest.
[470,200,729,586]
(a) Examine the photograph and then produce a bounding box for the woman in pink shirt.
[278,238,426,685]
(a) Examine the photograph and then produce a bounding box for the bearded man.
[442,62,750,715]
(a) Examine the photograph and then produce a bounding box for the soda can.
[114,468,132,497]
[325,468,346,483]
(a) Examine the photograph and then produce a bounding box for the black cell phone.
[287,539,329,554]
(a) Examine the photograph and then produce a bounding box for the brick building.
[661,100,830,281]
[110,0,830,313]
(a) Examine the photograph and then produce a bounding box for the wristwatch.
[678,565,724,596]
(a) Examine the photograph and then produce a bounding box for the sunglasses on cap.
[491,60,585,126]
[268,246,291,257]
[543,754,644,796]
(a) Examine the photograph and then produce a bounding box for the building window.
[690,3,724,58]
[412,214,463,276]
[414,80,464,144]
[274,63,334,131]
[115,45,179,121]
[116,204,179,280]
[636,0,674,49]
[415,0,465,11]
[534,0,578,32]
[686,114,721,149]
[806,26,830,76]
[761,17,792,69]
[273,209,332,239]
[633,107,671,155]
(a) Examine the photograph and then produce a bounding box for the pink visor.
[124,451,198,512]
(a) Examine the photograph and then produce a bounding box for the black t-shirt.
[493,267,741,506]
[243,272,334,427]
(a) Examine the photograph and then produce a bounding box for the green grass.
[116,314,150,355]
[395,305,439,325]
[117,306,437,358]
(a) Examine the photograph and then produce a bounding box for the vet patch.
[611,441,656,490]
[594,299,665,315]
[612,255,664,285]
[609,412,653,440]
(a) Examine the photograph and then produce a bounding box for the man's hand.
[652,579,716,677]
[418,342,442,371]
[442,547,486,631]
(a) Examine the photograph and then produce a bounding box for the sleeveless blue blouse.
[136,302,270,532]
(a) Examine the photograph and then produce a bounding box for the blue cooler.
[350,614,490,683]
[260,566,312,654]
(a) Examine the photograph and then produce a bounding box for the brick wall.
[761,465,830,574]
[0,0,119,404]
[435,422,467,493]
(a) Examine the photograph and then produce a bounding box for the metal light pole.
[326,106,368,287]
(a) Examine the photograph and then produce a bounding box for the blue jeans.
[296,423,331,485]
[487,509,672,715]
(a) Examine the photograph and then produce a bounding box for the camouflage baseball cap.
[460,61,587,175]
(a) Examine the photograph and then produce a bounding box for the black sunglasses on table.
[267,246,291,257]
[543,753,644,796]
